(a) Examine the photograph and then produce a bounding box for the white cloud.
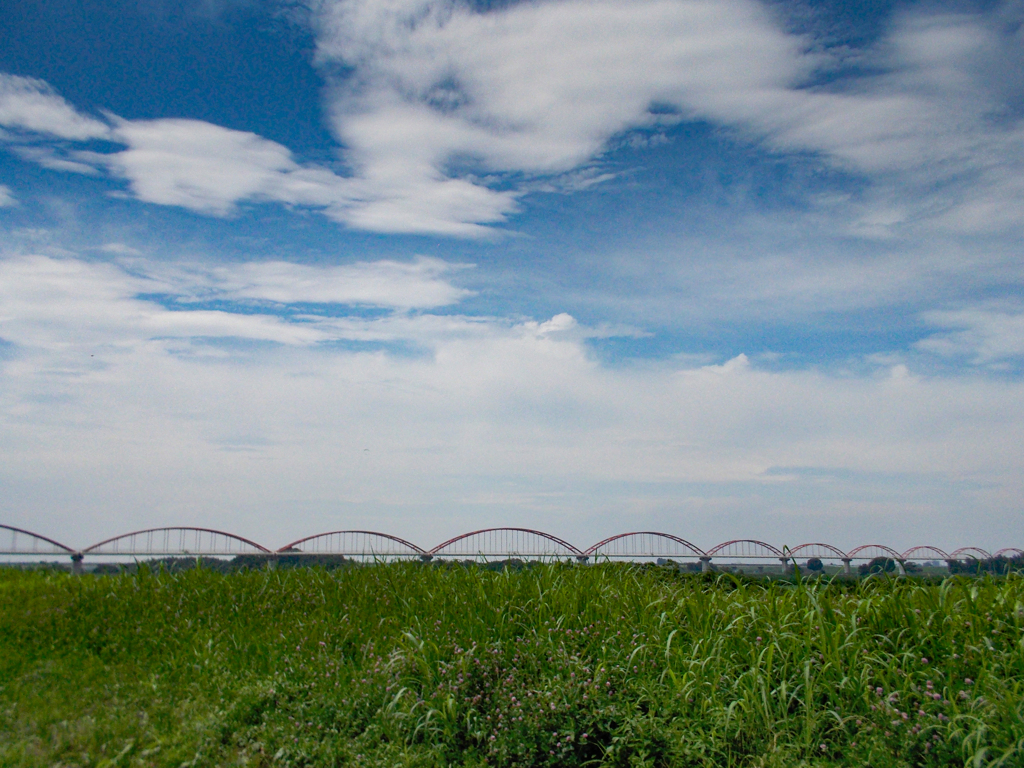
[156,255,473,308]
[64,113,512,236]
[0,74,110,140]
[0,254,479,352]
[0,184,15,207]
[310,0,1024,235]
[103,118,346,216]
[313,0,810,229]
[917,306,1024,365]
[13,145,103,175]
[0,255,332,348]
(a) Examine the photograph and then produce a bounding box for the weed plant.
[1,564,1022,767]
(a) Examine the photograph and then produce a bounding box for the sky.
[1,0,1023,555]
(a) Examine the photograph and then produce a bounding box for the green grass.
[1,564,1022,767]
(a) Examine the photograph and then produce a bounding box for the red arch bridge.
[2,524,1019,574]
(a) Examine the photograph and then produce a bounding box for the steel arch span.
[585,532,705,560]
[83,527,270,557]
[995,548,1024,559]
[847,544,904,561]
[787,543,848,561]
[950,547,992,560]
[707,540,785,560]
[429,528,583,559]
[901,546,951,561]
[278,531,425,559]
[0,524,75,556]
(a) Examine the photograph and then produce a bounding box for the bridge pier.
[70,553,84,575]
[700,556,712,572]
[841,558,852,575]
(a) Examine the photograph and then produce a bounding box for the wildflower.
[965,678,973,685]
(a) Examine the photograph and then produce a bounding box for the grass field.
[1,564,1022,768]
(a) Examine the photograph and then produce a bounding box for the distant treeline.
[946,554,1024,575]
[853,555,1024,575]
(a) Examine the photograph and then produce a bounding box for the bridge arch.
[278,531,425,559]
[846,544,907,575]
[901,546,950,561]
[847,544,904,561]
[787,543,848,561]
[1,524,75,556]
[429,528,583,560]
[701,540,788,573]
[83,527,270,557]
[949,546,991,560]
[994,547,1024,559]
[706,540,785,559]
[585,532,705,560]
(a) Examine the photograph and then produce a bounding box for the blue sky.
[1,0,1023,553]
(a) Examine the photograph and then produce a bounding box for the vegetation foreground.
[1,565,1022,768]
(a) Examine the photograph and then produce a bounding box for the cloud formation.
[917,307,1024,366]
[2,2,1022,237]
[152,256,473,308]
[312,0,1024,235]
[0,74,110,140]
[1,253,1023,548]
